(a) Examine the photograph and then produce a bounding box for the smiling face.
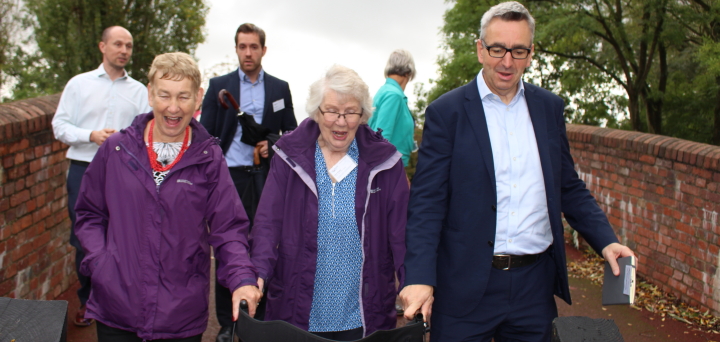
[477,18,534,102]
[148,75,203,143]
[236,32,266,77]
[99,27,133,71]
[317,90,361,154]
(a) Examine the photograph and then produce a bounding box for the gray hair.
[306,65,373,124]
[479,1,535,43]
[384,49,416,81]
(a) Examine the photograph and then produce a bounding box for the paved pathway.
[61,244,718,341]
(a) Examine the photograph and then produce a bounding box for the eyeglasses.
[318,107,363,123]
[481,40,531,60]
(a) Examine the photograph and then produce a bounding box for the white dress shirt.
[477,69,553,255]
[52,64,150,162]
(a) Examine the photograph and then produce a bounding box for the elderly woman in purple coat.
[250,65,409,341]
[74,52,262,341]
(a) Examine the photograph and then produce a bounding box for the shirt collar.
[94,63,128,80]
[238,68,264,85]
[385,77,402,90]
[477,68,525,103]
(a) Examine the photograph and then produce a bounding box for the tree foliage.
[5,0,207,100]
[423,0,720,145]
[0,0,29,100]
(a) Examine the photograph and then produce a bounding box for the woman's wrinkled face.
[317,90,362,153]
[148,75,203,142]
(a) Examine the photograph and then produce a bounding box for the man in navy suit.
[201,23,297,342]
[399,2,634,341]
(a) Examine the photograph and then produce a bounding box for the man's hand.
[232,285,263,320]
[602,242,636,276]
[399,284,434,322]
[256,140,269,158]
[257,278,265,292]
[90,128,117,146]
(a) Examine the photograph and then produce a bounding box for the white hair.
[479,1,535,42]
[384,49,416,81]
[306,65,373,124]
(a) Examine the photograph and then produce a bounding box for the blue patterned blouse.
[308,139,363,332]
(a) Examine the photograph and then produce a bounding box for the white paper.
[623,265,633,295]
[272,99,285,112]
[328,154,357,183]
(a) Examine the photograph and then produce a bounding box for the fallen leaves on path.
[567,248,720,334]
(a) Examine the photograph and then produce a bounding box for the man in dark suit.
[399,2,634,341]
[201,23,297,342]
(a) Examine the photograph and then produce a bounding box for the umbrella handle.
[253,145,262,166]
[218,89,241,112]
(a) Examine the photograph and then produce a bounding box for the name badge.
[328,154,357,183]
[272,99,285,112]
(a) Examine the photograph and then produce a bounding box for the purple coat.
[75,113,257,340]
[250,118,409,336]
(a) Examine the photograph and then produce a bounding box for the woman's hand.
[232,285,263,320]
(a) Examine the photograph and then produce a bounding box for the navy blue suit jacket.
[200,69,297,154]
[404,78,619,317]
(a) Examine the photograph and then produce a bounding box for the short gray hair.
[306,65,373,124]
[480,1,535,43]
[384,49,416,81]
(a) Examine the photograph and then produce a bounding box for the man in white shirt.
[51,25,150,327]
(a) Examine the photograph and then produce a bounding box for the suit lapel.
[524,82,555,201]
[463,78,496,185]
[228,69,241,107]
[262,73,274,126]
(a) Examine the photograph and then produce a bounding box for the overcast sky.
[195,0,452,123]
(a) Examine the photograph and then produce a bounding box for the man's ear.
[525,43,535,68]
[476,39,486,65]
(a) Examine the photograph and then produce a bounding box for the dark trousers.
[216,167,265,328]
[67,161,91,306]
[96,321,202,342]
[311,327,364,341]
[431,252,558,342]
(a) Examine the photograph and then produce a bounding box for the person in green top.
[369,49,416,167]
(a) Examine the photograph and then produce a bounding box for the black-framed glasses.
[318,107,363,123]
[481,40,531,60]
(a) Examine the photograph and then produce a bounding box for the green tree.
[8,0,207,100]
[531,0,670,135]
[670,0,720,143]
[0,0,29,100]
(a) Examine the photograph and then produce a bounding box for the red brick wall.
[567,124,720,315]
[0,94,77,300]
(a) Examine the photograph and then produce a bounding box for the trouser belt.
[70,160,90,168]
[492,251,544,270]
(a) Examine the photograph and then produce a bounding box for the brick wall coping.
[0,95,61,142]
[567,124,720,171]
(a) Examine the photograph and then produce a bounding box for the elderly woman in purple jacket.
[251,65,409,340]
[74,52,262,341]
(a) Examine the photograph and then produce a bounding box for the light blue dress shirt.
[309,140,363,332]
[225,69,265,167]
[477,69,553,255]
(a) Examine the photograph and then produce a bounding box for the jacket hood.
[275,117,398,169]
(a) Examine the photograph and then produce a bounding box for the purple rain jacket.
[74,113,257,340]
[250,118,409,336]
